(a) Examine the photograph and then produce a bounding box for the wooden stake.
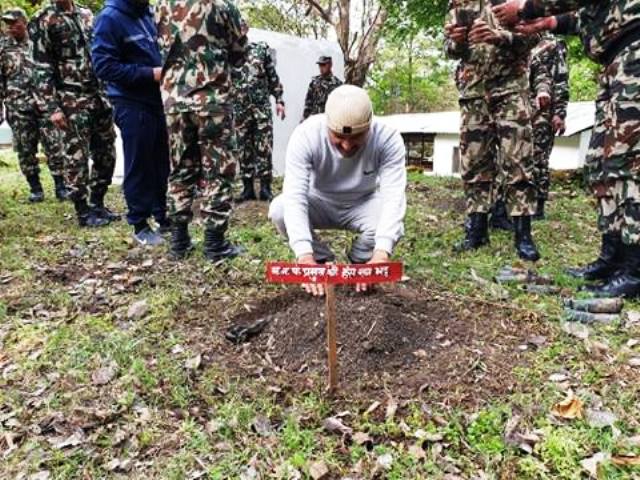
[325,283,338,393]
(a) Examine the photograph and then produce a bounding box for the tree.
[238,0,329,39]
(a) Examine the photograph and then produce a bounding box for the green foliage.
[566,37,599,101]
[238,0,329,39]
[466,408,508,458]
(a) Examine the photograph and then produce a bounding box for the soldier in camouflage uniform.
[529,33,569,220]
[29,0,118,227]
[0,8,68,203]
[232,20,285,203]
[494,0,640,295]
[155,0,247,261]
[302,55,343,120]
[445,0,541,261]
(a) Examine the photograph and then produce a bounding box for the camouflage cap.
[1,7,27,22]
[317,55,332,64]
[325,85,372,136]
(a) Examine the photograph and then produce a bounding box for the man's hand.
[493,0,525,26]
[153,67,162,82]
[552,115,566,135]
[445,23,468,44]
[356,250,390,293]
[468,20,502,44]
[50,111,68,129]
[537,92,551,111]
[298,254,325,297]
[276,102,286,120]
[515,16,556,35]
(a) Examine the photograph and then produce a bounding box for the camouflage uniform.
[0,34,65,179]
[155,0,246,230]
[29,2,116,204]
[302,73,343,119]
[529,34,569,200]
[445,0,539,217]
[523,0,640,244]
[232,41,283,181]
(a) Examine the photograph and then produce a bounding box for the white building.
[378,101,595,176]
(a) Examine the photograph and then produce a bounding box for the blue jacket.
[91,0,163,110]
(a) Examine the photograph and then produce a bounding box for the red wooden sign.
[265,262,403,285]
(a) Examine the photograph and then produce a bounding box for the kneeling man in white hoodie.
[269,85,407,295]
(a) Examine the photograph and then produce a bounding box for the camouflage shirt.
[302,73,342,119]
[232,41,283,109]
[29,1,102,115]
[521,0,640,64]
[445,0,540,99]
[529,35,569,121]
[155,0,247,114]
[0,36,38,114]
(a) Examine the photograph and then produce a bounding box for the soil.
[221,284,549,405]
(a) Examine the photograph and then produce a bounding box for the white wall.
[110,30,343,183]
[432,134,460,177]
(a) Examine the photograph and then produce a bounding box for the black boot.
[567,233,622,281]
[258,177,273,202]
[52,175,69,201]
[533,198,546,221]
[490,200,512,231]
[169,222,194,260]
[203,227,245,262]
[75,200,109,227]
[89,192,120,222]
[236,177,256,203]
[592,244,640,298]
[513,216,540,262]
[26,174,44,203]
[455,213,489,252]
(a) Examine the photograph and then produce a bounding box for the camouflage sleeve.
[302,80,314,120]
[0,48,6,123]
[553,39,570,120]
[226,2,247,68]
[444,1,468,60]
[28,16,62,116]
[521,0,594,19]
[263,47,284,104]
[530,48,553,98]
[154,1,171,66]
[498,30,540,58]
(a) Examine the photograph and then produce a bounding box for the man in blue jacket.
[92,0,169,246]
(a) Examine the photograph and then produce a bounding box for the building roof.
[378,101,595,138]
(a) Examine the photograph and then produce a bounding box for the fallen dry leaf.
[385,398,398,421]
[612,455,640,466]
[323,417,352,436]
[127,300,149,320]
[185,354,202,371]
[581,452,609,478]
[365,401,381,415]
[551,392,584,420]
[408,444,426,460]
[91,363,117,386]
[308,460,329,480]
[352,431,372,446]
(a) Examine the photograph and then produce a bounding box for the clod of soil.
[224,285,548,405]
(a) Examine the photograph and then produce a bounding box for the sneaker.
[133,226,165,247]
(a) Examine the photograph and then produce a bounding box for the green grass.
[1,152,640,478]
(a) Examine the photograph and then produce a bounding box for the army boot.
[490,200,512,230]
[89,191,120,222]
[513,216,540,261]
[75,200,110,227]
[259,176,273,202]
[236,177,256,203]
[168,222,194,260]
[567,233,623,281]
[26,174,44,203]
[52,175,69,201]
[592,244,640,298]
[455,213,490,252]
[203,226,245,262]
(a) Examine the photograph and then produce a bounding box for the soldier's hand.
[469,20,501,44]
[552,115,566,135]
[537,93,551,110]
[153,67,162,82]
[50,111,68,129]
[492,0,525,26]
[276,102,286,120]
[515,17,556,35]
[445,23,468,44]
[298,254,325,297]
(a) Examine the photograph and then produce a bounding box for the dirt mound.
[224,285,548,404]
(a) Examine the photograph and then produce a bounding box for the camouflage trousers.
[459,91,537,217]
[533,117,555,200]
[62,96,117,202]
[7,110,65,178]
[166,109,237,230]
[234,103,273,180]
[587,42,640,245]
